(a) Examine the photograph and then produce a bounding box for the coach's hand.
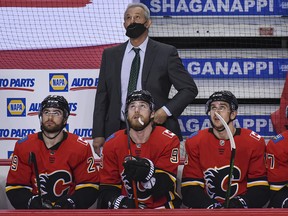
[153,108,168,125]
[92,137,105,157]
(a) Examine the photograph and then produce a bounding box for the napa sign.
[141,0,287,16]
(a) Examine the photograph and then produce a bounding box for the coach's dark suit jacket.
[92,38,198,140]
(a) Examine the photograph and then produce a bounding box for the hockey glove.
[54,195,76,209]
[282,198,288,208]
[268,186,288,208]
[123,156,155,182]
[206,202,223,209]
[110,195,146,209]
[228,196,248,208]
[27,195,53,209]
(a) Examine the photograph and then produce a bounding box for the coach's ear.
[144,18,152,29]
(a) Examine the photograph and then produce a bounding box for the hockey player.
[6,95,99,209]
[97,90,181,209]
[266,106,288,208]
[181,90,269,208]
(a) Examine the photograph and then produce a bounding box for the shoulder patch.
[249,131,261,141]
[162,129,176,138]
[77,137,88,146]
[17,136,28,144]
[272,134,284,144]
[188,131,198,139]
[106,133,115,142]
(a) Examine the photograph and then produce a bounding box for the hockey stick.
[28,152,43,204]
[215,112,236,208]
[122,111,139,208]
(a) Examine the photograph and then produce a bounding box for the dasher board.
[149,16,288,37]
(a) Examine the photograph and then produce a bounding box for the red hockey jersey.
[182,128,268,203]
[266,130,288,191]
[99,126,181,208]
[6,132,99,203]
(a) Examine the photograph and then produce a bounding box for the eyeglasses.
[43,110,63,117]
[210,105,229,113]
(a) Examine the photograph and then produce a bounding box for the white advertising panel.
[0,69,99,159]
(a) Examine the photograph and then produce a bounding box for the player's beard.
[128,114,152,131]
[42,120,63,133]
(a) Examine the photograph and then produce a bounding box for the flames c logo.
[204,165,240,200]
[37,170,72,202]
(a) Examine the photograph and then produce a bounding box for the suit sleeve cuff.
[162,106,172,116]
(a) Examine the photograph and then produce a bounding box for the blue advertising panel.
[179,115,276,137]
[182,58,288,78]
[141,0,288,16]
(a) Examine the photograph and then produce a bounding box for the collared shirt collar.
[127,36,149,54]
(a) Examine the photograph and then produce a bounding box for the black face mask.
[125,22,147,39]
